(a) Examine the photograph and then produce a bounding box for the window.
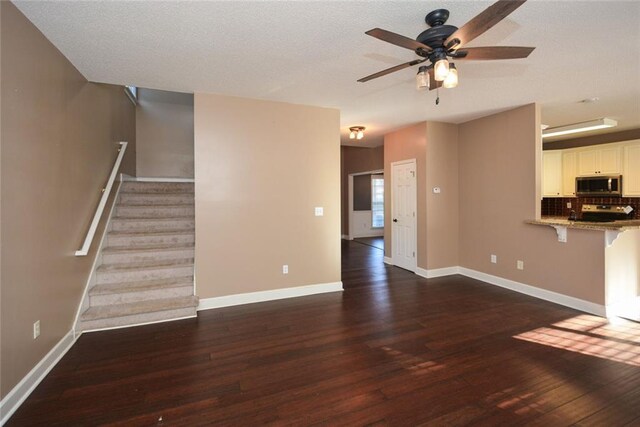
[371,175,384,228]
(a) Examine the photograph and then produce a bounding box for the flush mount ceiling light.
[349,126,366,140]
[542,118,617,139]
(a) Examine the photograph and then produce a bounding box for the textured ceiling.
[14,1,640,147]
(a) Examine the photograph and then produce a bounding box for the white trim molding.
[458,267,606,317]
[415,266,461,279]
[198,281,343,311]
[0,330,77,426]
[406,264,606,316]
[383,256,393,265]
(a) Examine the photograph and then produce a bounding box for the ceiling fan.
[358,0,535,93]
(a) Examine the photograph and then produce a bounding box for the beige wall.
[136,88,194,178]
[0,2,136,398]
[194,93,340,298]
[340,146,383,235]
[384,123,427,266]
[458,104,606,304]
[426,122,459,269]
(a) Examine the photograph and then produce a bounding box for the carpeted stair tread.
[108,229,194,237]
[97,258,194,272]
[90,276,194,295]
[81,296,199,321]
[120,191,193,195]
[115,203,194,209]
[111,216,194,222]
[102,243,194,254]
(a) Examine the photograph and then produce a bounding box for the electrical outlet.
[517,260,524,270]
[491,254,497,264]
[314,207,323,216]
[282,265,288,274]
[33,320,40,339]
[566,202,572,209]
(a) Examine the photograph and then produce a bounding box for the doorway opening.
[347,169,384,241]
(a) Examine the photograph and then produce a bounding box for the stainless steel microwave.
[576,175,622,197]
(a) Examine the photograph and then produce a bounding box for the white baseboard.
[0,330,77,426]
[132,177,194,183]
[415,266,461,279]
[458,267,606,317]
[352,232,384,238]
[198,281,343,311]
[341,234,349,240]
[383,256,393,265]
[606,297,640,321]
[393,262,605,317]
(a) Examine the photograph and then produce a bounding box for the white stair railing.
[75,141,128,256]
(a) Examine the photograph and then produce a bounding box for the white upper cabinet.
[543,151,563,197]
[562,151,577,197]
[577,146,621,175]
[623,141,640,196]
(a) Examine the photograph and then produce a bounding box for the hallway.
[7,239,640,426]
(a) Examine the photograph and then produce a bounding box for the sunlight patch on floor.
[513,314,640,367]
[485,388,544,416]
[381,346,444,375]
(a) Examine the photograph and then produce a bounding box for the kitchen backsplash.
[542,197,640,219]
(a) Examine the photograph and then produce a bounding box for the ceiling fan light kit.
[416,66,430,90]
[542,118,617,139]
[358,0,535,104]
[434,57,450,81]
[349,126,366,140]
[443,63,458,88]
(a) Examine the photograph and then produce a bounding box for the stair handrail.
[75,141,128,256]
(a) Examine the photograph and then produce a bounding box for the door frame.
[347,169,384,240]
[390,159,417,272]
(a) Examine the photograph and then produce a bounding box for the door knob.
[393,218,398,222]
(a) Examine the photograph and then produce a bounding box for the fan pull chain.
[435,87,440,105]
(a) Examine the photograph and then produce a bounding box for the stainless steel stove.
[571,204,634,223]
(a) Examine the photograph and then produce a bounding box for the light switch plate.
[433,187,441,194]
[314,207,323,216]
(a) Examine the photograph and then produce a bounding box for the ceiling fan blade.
[365,28,432,53]
[358,58,427,83]
[428,68,443,91]
[455,46,535,60]
[445,0,527,48]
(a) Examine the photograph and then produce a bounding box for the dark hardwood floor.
[8,239,640,426]
[353,236,384,250]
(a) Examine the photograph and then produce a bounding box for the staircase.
[77,181,198,331]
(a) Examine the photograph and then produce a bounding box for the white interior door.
[391,160,417,271]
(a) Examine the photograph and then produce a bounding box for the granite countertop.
[527,217,640,231]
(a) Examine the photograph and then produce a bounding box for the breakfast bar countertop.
[526,217,640,231]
